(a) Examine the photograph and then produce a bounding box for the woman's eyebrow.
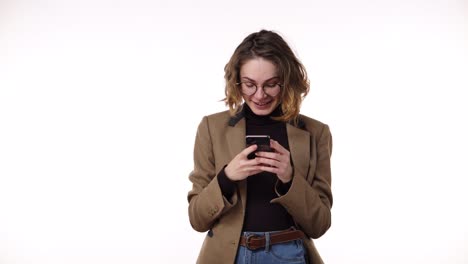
[240,76,280,83]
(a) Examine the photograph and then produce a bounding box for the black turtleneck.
[217,104,294,232]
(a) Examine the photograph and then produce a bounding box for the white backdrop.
[1,0,467,263]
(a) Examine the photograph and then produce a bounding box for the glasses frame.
[236,81,283,97]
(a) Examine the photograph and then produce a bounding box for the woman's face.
[239,58,281,116]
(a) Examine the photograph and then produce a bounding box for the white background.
[1,0,467,263]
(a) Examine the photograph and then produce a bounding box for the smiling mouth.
[254,101,272,106]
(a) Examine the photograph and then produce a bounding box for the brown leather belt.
[239,229,306,250]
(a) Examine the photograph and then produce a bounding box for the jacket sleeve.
[272,124,333,239]
[187,116,239,232]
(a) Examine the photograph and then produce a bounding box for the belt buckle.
[245,234,260,250]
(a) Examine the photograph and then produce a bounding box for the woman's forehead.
[240,58,278,81]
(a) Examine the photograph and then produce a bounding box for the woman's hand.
[225,144,263,181]
[255,139,293,183]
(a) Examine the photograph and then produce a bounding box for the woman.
[187,30,333,264]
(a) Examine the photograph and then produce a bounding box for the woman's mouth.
[253,100,272,109]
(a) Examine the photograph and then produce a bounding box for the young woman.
[187,30,333,264]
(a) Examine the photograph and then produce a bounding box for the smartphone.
[246,135,272,159]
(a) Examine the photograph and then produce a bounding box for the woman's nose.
[253,86,267,99]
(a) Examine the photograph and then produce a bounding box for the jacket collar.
[228,105,306,129]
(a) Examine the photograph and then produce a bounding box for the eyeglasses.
[236,81,282,96]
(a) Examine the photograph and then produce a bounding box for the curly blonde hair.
[224,30,310,124]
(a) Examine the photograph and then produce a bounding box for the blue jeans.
[235,230,307,264]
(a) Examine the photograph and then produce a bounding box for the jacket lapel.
[226,117,247,210]
[287,123,310,179]
[226,118,246,161]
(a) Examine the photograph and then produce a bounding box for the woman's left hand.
[255,139,293,183]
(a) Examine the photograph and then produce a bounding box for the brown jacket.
[187,109,333,264]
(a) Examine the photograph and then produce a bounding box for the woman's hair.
[224,30,310,124]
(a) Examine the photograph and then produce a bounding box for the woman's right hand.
[224,144,262,181]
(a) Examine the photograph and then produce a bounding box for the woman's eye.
[265,83,277,88]
[245,83,255,88]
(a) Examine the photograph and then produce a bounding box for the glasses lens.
[264,84,281,96]
[240,82,257,95]
[240,82,281,96]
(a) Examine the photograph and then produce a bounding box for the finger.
[244,164,263,176]
[242,158,261,167]
[258,165,280,174]
[256,151,290,165]
[241,144,258,157]
[270,139,288,154]
[255,151,280,161]
[255,157,279,167]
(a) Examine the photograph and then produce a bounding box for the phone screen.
[246,135,272,159]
